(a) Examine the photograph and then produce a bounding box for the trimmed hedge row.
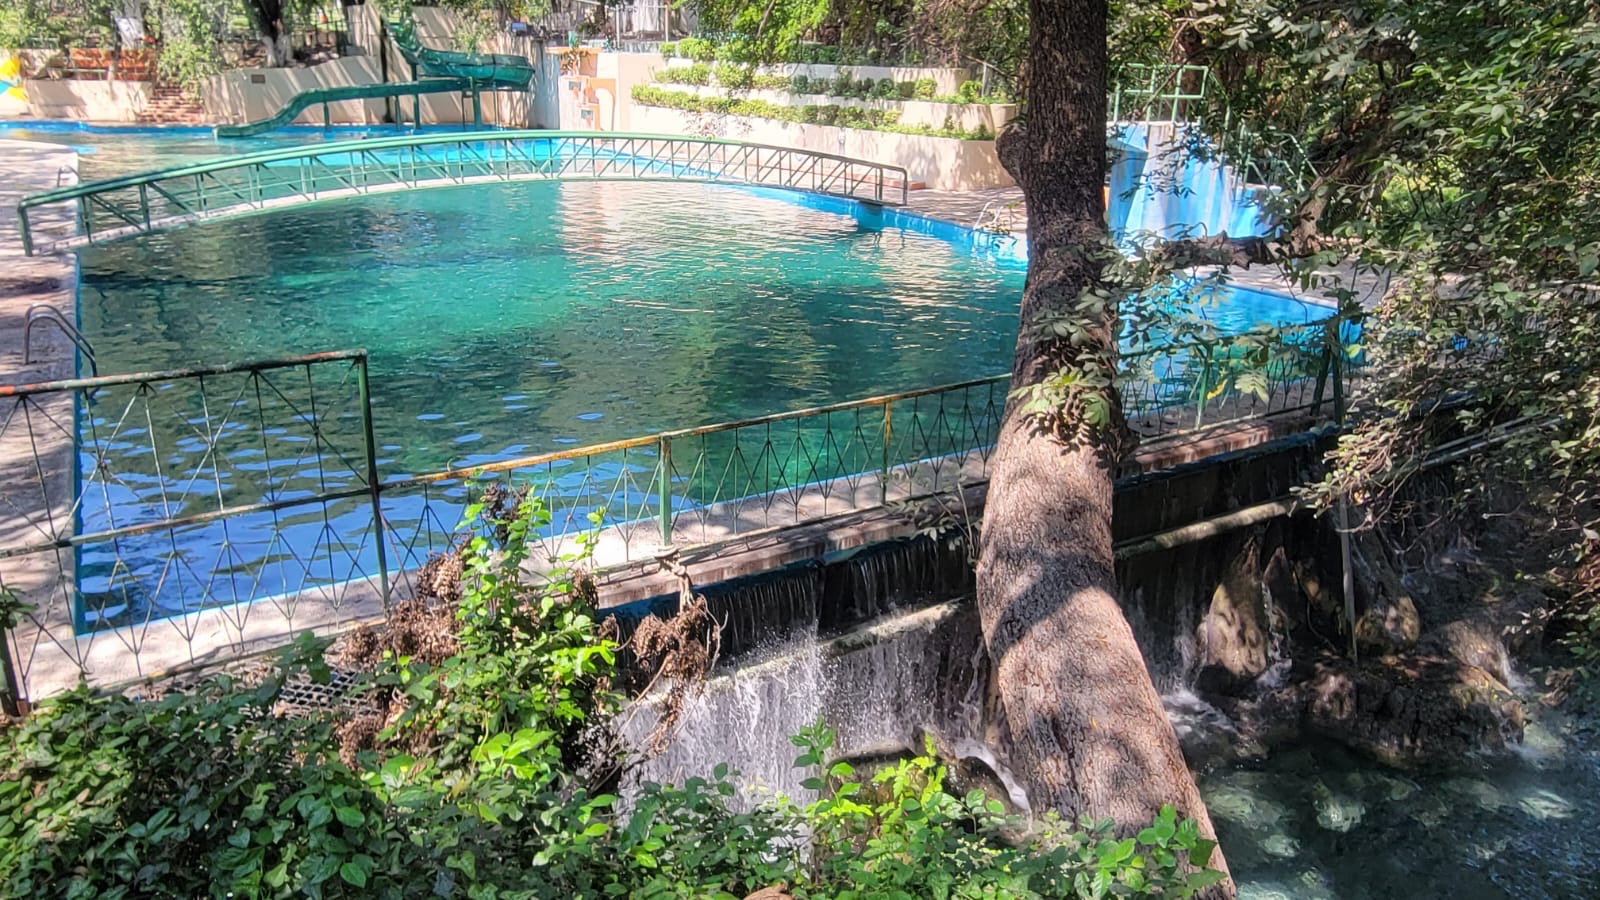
[630,85,997,141]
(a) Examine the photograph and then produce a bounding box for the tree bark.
[977,0,1232,889]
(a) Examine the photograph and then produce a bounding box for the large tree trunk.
[246,0,295,68]
[977,0,1232,888]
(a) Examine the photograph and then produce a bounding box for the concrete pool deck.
[1,139,80,710]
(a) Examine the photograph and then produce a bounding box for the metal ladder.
[23,304,99,377]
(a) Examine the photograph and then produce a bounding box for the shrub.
[714,37,758,63]
[632,86,999,139]
[789,73,811,94]
[958,78,984,103]
[830,69,854,97]
[656,62,711,86]
[853,77,875,100]
[658,41,676,58]
[752,73,789,91]
[913,76,937,100]
[872,77,898,99]
[897,80,917,100]
[714,61,754,90]
[0,488,1223,896]
[676,36,716,62]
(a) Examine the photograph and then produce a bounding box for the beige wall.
[630,105,1012,191]
[23,79,153,122]
[645,78,1015,133]
[203,56,386,125]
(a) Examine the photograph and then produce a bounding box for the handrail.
[21,304,98,378]
[17,131,884,207]
[16,132,913,254]
[0,348,365,398]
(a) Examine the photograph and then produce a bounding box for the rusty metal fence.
[0,317,1358,710]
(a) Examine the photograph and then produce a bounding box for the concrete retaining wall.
[22,78,153,121]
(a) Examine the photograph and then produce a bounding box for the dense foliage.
[1112,1,1600,655]
[653,59,1008,104]
[0,489,1222,898]
[679,0,1027,80]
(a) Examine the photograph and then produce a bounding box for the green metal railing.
[0,316,1357,710]
[15,132,912,255]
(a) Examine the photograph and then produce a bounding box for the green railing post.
[1310,327,1334,416]
[1193,348,1211,430]
[1328,322,1347,422]
[0,622,22,717]
[657,435,673,546]
[355,355,390,605]
[18,211,33,256]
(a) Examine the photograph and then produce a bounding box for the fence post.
[1192,348,1212,430]
[355,356,390,606]
[657,435,673,547]
[1328,321,1347,422]
[0,618,21,717]
[1310,324,1334,416]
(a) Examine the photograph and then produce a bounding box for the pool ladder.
[23,304,99,378]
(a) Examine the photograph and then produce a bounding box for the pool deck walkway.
[0,139,80,710]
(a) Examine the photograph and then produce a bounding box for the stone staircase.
[137,85,207,125]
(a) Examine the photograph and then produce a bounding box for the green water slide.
[214,78,479,138]
[387,17,536,89]
[216,17,536,138]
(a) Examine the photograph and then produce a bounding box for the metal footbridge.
[14,132,911,255]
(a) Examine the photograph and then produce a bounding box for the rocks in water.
[1300,655,1525,767]
[1426,619,1514,686]
[1310,779,1366,832]
[1194,539,1274,695]
[1351,531,1422,656]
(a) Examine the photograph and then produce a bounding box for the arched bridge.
[15,132,911,255]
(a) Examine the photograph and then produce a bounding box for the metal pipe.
[1113,497,1299,559]
[0,348,365,398]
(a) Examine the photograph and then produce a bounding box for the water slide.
[216,18,535,138]
[386,18,536,89]
[214,79,480,137]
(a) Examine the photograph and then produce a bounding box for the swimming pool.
[20,126,1331,627]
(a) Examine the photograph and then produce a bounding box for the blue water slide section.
[1108,123,1274,243]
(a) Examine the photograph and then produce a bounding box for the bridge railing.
[15,132,911,255]
[0,316,1356,710]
